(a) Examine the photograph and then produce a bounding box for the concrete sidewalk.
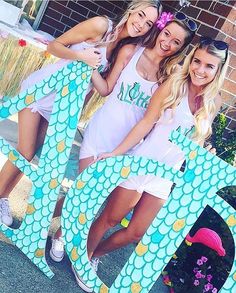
[0,235,168,293]
[0,116,168,293]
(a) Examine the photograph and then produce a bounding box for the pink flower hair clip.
[156,12,174,30]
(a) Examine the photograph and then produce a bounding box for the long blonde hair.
[101,0,162,76]
[160,41,229,142]
[109,0,162,42]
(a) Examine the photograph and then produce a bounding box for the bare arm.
[199,93,222,147]
[91,44,137,96]
[47,16,108,64]
[213,94,223,119]
[101,80,172,158]
[109,91,221,157]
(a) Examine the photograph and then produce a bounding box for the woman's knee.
[17,144,36,161]
[125,226,145,243]
[79,157,93,173]
[97,212,121,230]
[106,216,121,228]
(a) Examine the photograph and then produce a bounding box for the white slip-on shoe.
[0,198,13,226]
[71,265,93,293]
[49,237,65,262]
[90,257,100,273]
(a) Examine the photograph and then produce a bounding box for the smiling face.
[189,48,221,88]
[154,22,188,57]
[126,6,158,37]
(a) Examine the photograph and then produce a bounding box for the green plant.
[211,113,236,165]
[217,186,236,210]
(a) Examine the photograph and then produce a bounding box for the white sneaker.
[90,257,100,272]
[49,237,65,262]
[71,265,93,293]
[71,257,99,292]
[0,198,13,226]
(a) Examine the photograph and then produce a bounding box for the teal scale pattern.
[62,131,236,293]
[0,61,92,278]
[0,61,235,292]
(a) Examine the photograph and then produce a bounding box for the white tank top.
[130,94,195,168]
[60,18,113,75]
[81,47,159,157]
[22,18,113,93]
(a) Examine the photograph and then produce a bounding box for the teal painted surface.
[62,132,236,293]
[0,61,92,278]
[0,61,235,292]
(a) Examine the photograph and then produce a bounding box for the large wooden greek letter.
[62,131,236,292]
[0,62,235,293]
[0,61,92,277]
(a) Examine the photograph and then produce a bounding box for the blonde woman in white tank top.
[79,17,197,172]
[49,15,198,278]
[86,38,229,276]
[0,5,164,283]
[0,1,161,227]
[67,14,201,292]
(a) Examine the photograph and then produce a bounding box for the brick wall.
[38,0,128,37]
[162,0,236,137]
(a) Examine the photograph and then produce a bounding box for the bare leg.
[78,156,94,173]
[92,192,165,258]
[87,186,142,259]
[53,197,65,239]
[53,155,94,223]
[0,108,48,198]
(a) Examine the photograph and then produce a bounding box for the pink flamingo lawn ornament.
[185,228,226,256]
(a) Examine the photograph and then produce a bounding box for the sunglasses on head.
[175,12,197,32]
[200,36,229,51]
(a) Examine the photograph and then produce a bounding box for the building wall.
[38,0,128,37]
[39,0,235,135]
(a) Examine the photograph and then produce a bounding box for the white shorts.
[28,92,55,121]
[21,69,56,122]
[119,174,174,199]
[119,159,184,199]
[79,133,98,160]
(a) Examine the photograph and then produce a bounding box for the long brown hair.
[102,0,162,77]
[145,18,196,84]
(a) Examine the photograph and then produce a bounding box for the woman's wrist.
[112,150,121,157]
[74,51,83,61]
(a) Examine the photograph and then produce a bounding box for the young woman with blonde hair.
[51,12,197,270]
[0,0,161,225]
[69,12,199,292]
[88,37,229,271]
[79,12,197,171]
